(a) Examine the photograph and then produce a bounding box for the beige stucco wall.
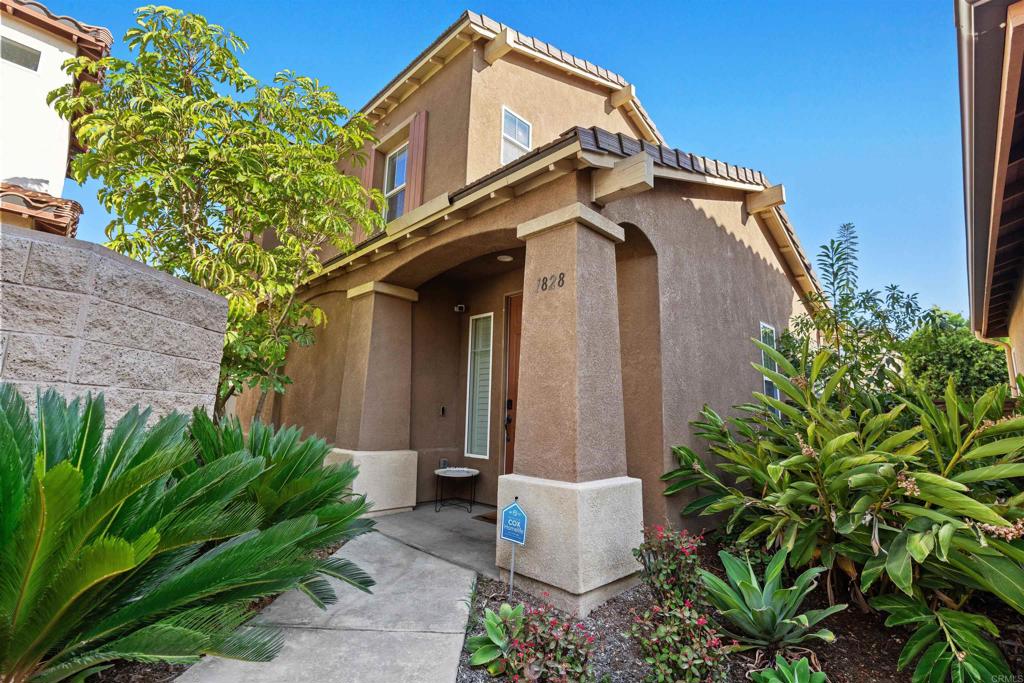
[0,224,227,418]
[603,180,812,526]
[466,49,643,183]
[244,168,810,528]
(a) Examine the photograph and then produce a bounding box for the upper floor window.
[2,37,41,71]
[384,143,408,221]
[501,107,531,165]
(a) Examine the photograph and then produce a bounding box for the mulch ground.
[459,542,920,683]
[457,576,652,683]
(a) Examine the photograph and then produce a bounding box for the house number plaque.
[536,272,566,292]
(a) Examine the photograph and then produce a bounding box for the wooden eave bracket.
[484,27,514,65]
[592,151,654,205]
[610,83,635,109]
[745,184,786,215]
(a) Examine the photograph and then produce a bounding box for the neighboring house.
[235,11,819,612]
[957,0,1024,378]
[0,0,228,422]
[0,0,111,235]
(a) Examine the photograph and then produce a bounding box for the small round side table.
[434,467,480,513]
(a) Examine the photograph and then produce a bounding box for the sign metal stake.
[500,495,527,604]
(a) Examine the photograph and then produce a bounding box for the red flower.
[696,617,707,626]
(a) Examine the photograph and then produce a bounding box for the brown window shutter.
[404,110,428,213]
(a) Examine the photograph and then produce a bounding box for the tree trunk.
[213,384,235,424]
[254,389,270,424]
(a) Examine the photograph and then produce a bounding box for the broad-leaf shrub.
[750,656,825,683]
[0,387,373,682]
[464,601,597,681]
[632,525,704,608]
[664,342,1021,680]
[698,549,845,652]
[630,527,727,682]
[629,601,727,683]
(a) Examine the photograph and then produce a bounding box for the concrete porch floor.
[374,502,500,579]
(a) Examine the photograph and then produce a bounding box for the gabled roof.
[359,10,663,144]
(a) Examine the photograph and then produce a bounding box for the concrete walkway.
[176,532,476,683]
[375,503,500,579]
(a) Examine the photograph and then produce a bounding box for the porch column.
[329,281,418,516]
[497,203,643,615]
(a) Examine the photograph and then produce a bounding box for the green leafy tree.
[48,6,383,419]
[784,223,927,396]
[902,309,1008,399]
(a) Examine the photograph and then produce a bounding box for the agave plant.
[698,549,846,652]
[750,656,825,683]
[0,386,373,682]
[188,410,375,603]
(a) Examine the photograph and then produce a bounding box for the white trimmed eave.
[308,140,586,283]
[310,145,821,302]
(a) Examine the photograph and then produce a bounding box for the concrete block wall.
[0,224,227,419]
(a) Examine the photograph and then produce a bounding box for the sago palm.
[0,386,372,682]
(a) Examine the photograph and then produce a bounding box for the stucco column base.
[327,448,417,517]
[495,474,643,616]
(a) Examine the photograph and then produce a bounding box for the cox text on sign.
[500,501,528,546]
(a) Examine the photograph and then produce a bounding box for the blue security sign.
[500,501,528,546]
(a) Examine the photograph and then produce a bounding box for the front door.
[503,293,523,474]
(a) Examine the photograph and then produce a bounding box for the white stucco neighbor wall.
[0,224,228,419]
[0,12,75,196]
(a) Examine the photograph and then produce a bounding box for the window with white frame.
[760,322,780,402]
[384,143,408,221]
[465,313,493,458]
[501,107,531,164]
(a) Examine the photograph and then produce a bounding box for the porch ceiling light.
[496,254,514,262]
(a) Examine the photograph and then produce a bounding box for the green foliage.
[629,601,728,683]
[698,549,846,651]
[630,526,727,683]
[872,595,1009,683]
[632,525,704,608]
[784,223,926,396]
[750,656,825,683]
[902,310,1007,400]
[187,410,376,603]
[47,6,385,414]
[0,386,372,683]
[465,602,598,680]
[664,342,1023,680]
[464,603,524,677]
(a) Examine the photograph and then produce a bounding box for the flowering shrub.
[465,597,597,681]
[505,601,598,682]
[630,601,728,683]
[632,525,704,608]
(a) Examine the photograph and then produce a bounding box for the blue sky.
[60,0,965,312]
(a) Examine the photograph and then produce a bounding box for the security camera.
[454,304,466,313]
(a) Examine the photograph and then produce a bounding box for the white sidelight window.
[760,322,780,402]
[465,313,493,458]
[501,107,531,164]
[384,143,408,221]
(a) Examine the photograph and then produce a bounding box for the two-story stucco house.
[0,0,112,236]
[236,11,820,613]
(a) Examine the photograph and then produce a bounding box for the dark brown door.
[504,293,523,474]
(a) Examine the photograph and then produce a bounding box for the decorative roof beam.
[484,27,514,65]
[745,184,787,215]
